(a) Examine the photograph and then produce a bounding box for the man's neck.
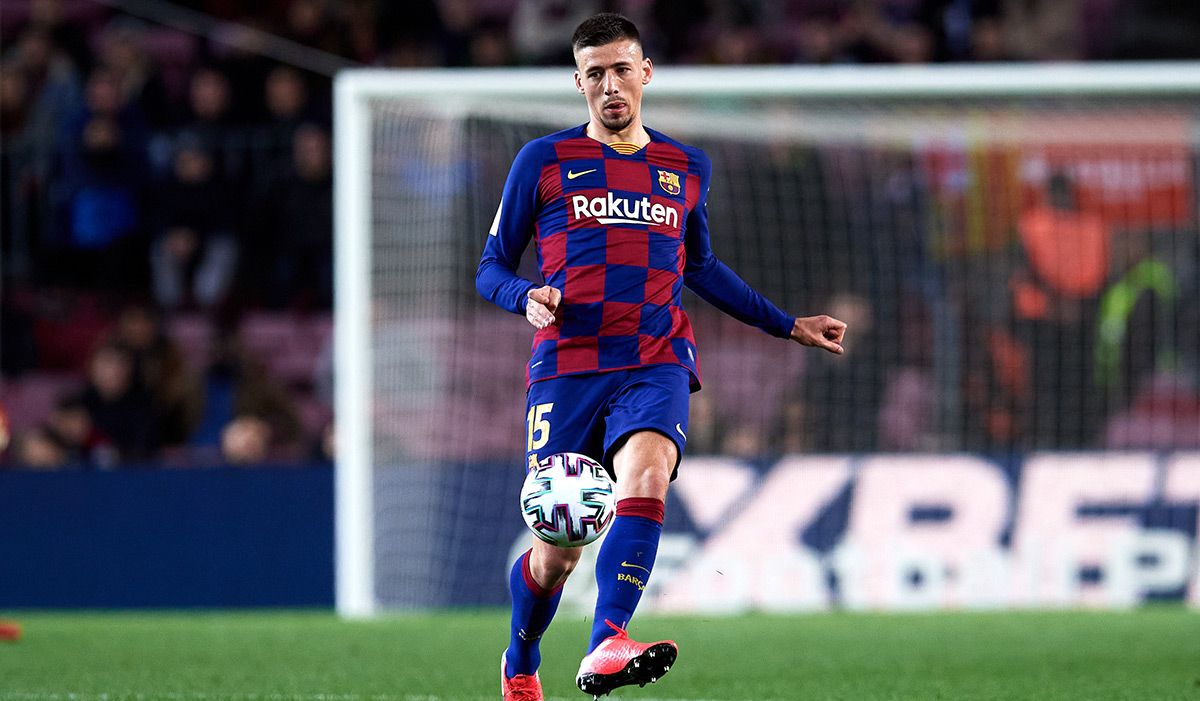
[587,119,649,148]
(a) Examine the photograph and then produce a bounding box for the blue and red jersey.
[476,124,795,389]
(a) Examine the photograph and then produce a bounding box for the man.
[476,13,847,700]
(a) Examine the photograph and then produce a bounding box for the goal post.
[334,62,1200,617]
[333,74,375,618]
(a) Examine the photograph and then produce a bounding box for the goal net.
[335,64,1200,615]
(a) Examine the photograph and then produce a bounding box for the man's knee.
[612,431,677,499]
[530,540,582,589]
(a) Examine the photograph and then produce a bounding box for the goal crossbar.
[337,62,1200,101]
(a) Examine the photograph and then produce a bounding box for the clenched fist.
[526,286,562,330]
[790,315,847,355]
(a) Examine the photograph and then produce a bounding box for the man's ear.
[574,69,584,94]
[642,57,653,86]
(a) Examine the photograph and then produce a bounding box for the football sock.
[505,549,563,678]
[587,497,665,652]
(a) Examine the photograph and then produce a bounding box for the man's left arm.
[683,154,846,354]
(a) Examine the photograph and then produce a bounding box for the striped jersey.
[476,124,794,389]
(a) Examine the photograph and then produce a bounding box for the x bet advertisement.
[516,452,1200,613]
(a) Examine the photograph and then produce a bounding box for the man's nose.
[603,71,618,95]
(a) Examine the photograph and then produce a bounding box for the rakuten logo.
[571,193,679,229]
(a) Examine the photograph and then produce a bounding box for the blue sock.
[505,549,563,678]
[588,497,665,652]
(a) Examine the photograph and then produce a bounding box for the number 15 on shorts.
[527,402,553,452]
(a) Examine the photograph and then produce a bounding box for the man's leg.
[505,540,581,677]
[507,370,615,700]
[587,430,675,650]
[576,430,680,697]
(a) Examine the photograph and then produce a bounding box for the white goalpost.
[334,62,1200,617]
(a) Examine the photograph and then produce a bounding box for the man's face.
[574,38,652,133]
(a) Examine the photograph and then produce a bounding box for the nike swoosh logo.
[675,423,687,440]
[621,561,651,573]
[567,168,597,180]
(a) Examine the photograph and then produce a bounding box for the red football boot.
[575,620,678,698]
[501,654,544,701]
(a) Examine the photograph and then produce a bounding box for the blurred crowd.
[4,301,334,469]
[2,0,1198,470]
[1,0,342,469]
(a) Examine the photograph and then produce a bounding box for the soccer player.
[476,13,848,700]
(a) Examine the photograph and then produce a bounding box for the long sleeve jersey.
[476,124,795,389]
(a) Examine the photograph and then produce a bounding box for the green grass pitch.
[1,609,1198,700]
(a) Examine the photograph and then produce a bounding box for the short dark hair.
[571,12,640,54]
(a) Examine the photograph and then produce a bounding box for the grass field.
[1,609,1198,701]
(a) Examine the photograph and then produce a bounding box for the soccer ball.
[520,452,615,547]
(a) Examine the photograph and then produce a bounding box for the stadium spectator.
[9,425,69,470]
[95,18,172,128]
[969,15,1009,61]
[1095,239,1179,413]
[109,302,203,448]
[220,414,272,464]
[177,66,240,177]
[0,61,29,140]
[80,343,158,463]
[790,13,848,64]
[205,32,276,125]
[429,0,476,67]
[1110,0,1200,59]
[279,0,347,57]
[257,123,333,309]
[338,0,381,64]
[52,65,149,292]
[704,1,801,65]
[7,27,82,161]
[0,61,37,281]
[468,16,515,67]
[1012,170,1108,448]
[263,65,314,133]
[650,0,710,62]
[260,65,325,177]
[1000,0,1085,61]
[185,65,234,127]
[375,0,446,67]
[191,324,303,459]
[22,0,96,76]
[704,23,774,65]
[789,291,883,453]
[877,367,938,451]
[0,404,10,460]
[511,0,600,65]
[41,392,117,469]
[149,138,239,311]
[314,423,336,463]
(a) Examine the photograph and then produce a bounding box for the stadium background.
[2,0,1200,645]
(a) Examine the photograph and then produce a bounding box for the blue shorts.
[524,364,691,481]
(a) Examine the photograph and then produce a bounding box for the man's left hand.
[790,315,847,355]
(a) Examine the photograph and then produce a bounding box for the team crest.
[657,170,681,196]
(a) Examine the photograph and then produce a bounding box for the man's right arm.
[475,142,544,315]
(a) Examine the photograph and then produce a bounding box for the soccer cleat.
[575,620,677,697]
[501,653,544,701]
